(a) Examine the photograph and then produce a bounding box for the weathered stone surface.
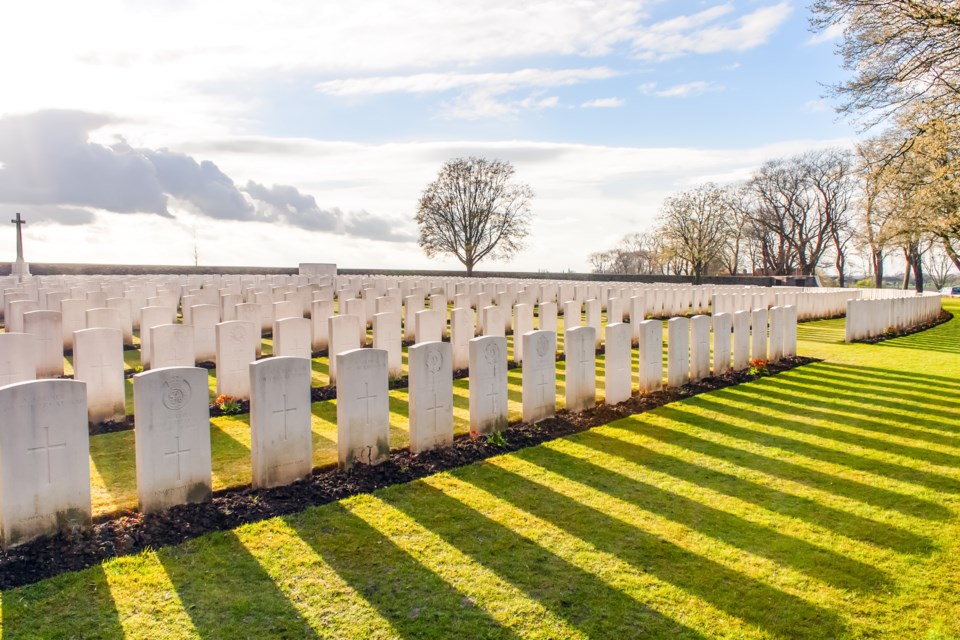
[134,367,212,514]
[751,308,768,362]
[73,327,125,423]
[250,357,313,489]
[689,315,711,381]
[469,336,508,435]
[712,312,732,375]
[274,317,312,359]
[564,326,596,412]
[521,330,556,423]
[732,310,750,370]
[215,320,257,399]
[604,322,632,405]
[667,317,689,387]
[151,324,195,370]
[415,309,443,344]
[328,314,361,384]
[408,342,454,453]
[637,319,662,392]
[373,312,403,377]
[0,333,36,387]
[23,310,63,378]
[449,307,473,371]
[0,379,91,548]
[336,348,390,469]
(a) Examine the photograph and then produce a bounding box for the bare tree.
[657,183,731,284]
[719,185,754,275]
[415,157,533,275]
[811,0,960,125]
[924,241,957,288]
[747,150,856,277]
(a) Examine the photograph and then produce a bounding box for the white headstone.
[603,322,632,405]
[512,303,534,363]
[250,357,313,489]
[564,326,596,412]
[712,312,732,375]
[584,299,602,348]
[689,315,711,381]
[328,314,361,384]
[666,317,690,387]
[336,348,390,469]
[0,333,36,387]
[449,307,473,371]
[140,306,175,369]
[311,299,334,351]
[235,303,263,357]
[23,310,63,378]
[372,312,403,377]
[134,367,212,514]
[73,327,125,423]
[274,317,312,359]
[637,319,662,392]
[106,297,134,345]
[0,379,91,548]
[408,342,454,453]
[215,320,257,399]
[468,336,508,435]
[539,301,558,333]
[521,330,556,423]
[751,308,768,362]
[415,309,443,344]
[191,304,219,363]
[768,306,785,363]
[783,305,798,357]
[481,306,504,338]
[732,310,751,370]
[60,299,90,351]
[151,324,195,370]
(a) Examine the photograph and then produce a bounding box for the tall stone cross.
[11,212,26,261]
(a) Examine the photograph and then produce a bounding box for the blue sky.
[0,1,858,272]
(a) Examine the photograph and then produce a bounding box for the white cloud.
[654,81,723,98]
[582,97,626,108]
[632,2,792,60]
[803,98,830,113]
[807,21,845,46]
[316,67,619,96]
[722,62,742,71]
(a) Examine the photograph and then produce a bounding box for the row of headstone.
[845,294,942,341]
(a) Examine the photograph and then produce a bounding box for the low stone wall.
[0,263,298,276]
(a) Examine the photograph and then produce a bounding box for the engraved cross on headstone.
[28,426,67,484]
[163,435,191,481]
[424,387,443,436]
[91,353,113,385]
[357,381,377,427]
[272,393,297,441]
[537,370,553,404]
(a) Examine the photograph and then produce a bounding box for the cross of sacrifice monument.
[10,212,31,281]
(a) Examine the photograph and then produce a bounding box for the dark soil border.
[849,310,952,344]
[1,355,814,590]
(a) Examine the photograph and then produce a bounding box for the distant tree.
[811,0,960,125]
[415,157,533,275]
[657,183,731,284]
[924,241,957,289]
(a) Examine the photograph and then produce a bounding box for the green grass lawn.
[4,301,960,638]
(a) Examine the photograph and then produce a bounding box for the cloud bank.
[0,110,413,242]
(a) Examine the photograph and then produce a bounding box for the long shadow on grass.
[288,502,525,640]
[88,431,137,512]
[764,375,960,427]
[157,529,318,639]
[780,370,960,419]
[612,410,951,521]
[576,430,933,555]
[452,462,847,639]
[787,364,960,403]
[519,443,892,591]
[722,384,960,460]
[381,483,709,639]
[814,361,960,390]
[686,395,960,494]
[1,564,124,639]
